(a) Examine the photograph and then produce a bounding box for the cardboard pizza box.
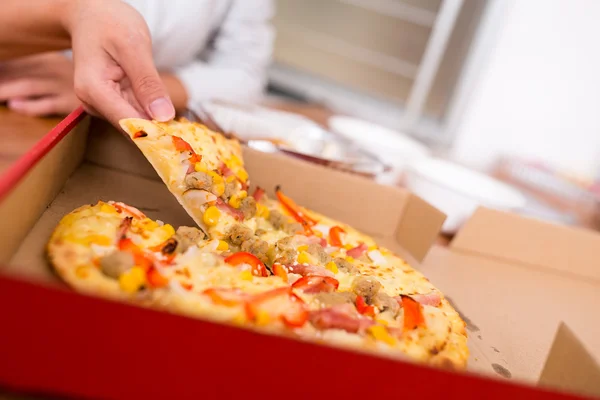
[0,109,596,399]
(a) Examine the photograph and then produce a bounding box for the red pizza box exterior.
[0,108,595,399]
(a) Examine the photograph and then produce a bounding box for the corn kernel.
[100,203,117,214]
[313,230,323,238]
[325,261,339,274]
[368,245,378,251]
[229,155,243,167]
[376,319,389,326]
[160,224,175,237]
[141,219,160,230]
[203,206,221,226]
[217,240,229,251]
[119,267,147,293]
[330,251,341,258]
[344,244,353,250]
[229,191,246,208]
[255,310,271,326]
[239,270,253,281]
[66,234,112,247]
[75,266,90,279]
[256,203,270,219]
[194,162,208,172]
[345,256,354,263]
[225,175,237,184]
[297,251,312,265]
[208,171,225,196]
[297,245,308,252]
[367,325,396,346]
[237,168,249,182]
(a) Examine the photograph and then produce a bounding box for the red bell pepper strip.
[275,187,318,235]
[224,252,268,277]
[203,288,249,306]
[291,276,339,293]
[118,238,153,271]
[272,263,288,282]
[328,226,345,247]
[355,295,376,317]
[180,282,193,291]
[133,130,148,138]
[401,295,426,331]
[244,287,308,328]
[172,135,202,164]
[146,267,169,288]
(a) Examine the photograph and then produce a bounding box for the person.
[0,0,177,126]
[0,0,274,123]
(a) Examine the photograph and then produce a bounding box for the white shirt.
[124,0,275,107]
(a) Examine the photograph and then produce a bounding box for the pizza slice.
[118,118,257,240]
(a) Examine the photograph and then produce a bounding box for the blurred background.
[246,0,600,233]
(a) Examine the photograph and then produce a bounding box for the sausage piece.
[372,292,400,316]
[184,172,212,191]
[306,243,331,265]
[268,210,302,234]
[333,257,358,274]
[239,196,257,219]
[100,250,134,279]
[351,276,382,303]
[175,226,206,252]
[240,237,269,264]
[227,224,253,245]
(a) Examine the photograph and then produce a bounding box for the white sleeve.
[175,0,275,106]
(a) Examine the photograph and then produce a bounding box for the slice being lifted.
[119,118,257,240]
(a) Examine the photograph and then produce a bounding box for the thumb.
[116,46,175,121]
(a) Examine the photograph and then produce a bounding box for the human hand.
[60,0,175,125]
[0,52,79,117]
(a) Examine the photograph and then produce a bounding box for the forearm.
[0,0,73,60]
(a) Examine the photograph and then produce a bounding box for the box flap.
[451,208,600,281]
[243,148,445,262]
[538,323,600,398]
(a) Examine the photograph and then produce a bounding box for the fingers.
[111,37,175,122]
[0,79,55,101]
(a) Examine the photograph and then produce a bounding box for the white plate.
[328,116,431,185]
[405,158,527,234]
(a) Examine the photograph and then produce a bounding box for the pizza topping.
[328,226,346,247]
[366,325,397,346]
[172,135,201,164]
[119,266,147,293]
[240,237,269,264]
[245,287,309,328]
[332,257,358,274]
[203,205,221,226]
[304,243,331,265]
[275,187,316,235]
[216,198,244,221]
[151,237,178,255]
[314,291,356,307]
[291,276,339,293]
[132,130,148,138]
[203,287,249,306]
[224,251,269,277]
[403,292,442,307]
[252,186,265,202]
[174,226,207,253]
[226,224,254,245]
[355,295,377,317]
[238,196,257,219]
[184,172,213,191]
[367,249,387,266]
[109,201,146,220]
[400,295,426,331]
[346,243,368,259]
[268,209,302,234]
[272,263,288,282]
[146,267,169,288]
[309,304,375,333]
[373,293,400,316]
[99,250,134,279]
[286,263,335,278]
[116,216,133,241]
[351,276,382,303]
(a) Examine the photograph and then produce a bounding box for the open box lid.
[420,208,600,397]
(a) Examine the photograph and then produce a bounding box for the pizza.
[46,119,469,369]
[118,118,256,241]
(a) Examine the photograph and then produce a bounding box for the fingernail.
[148,97,175,121]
